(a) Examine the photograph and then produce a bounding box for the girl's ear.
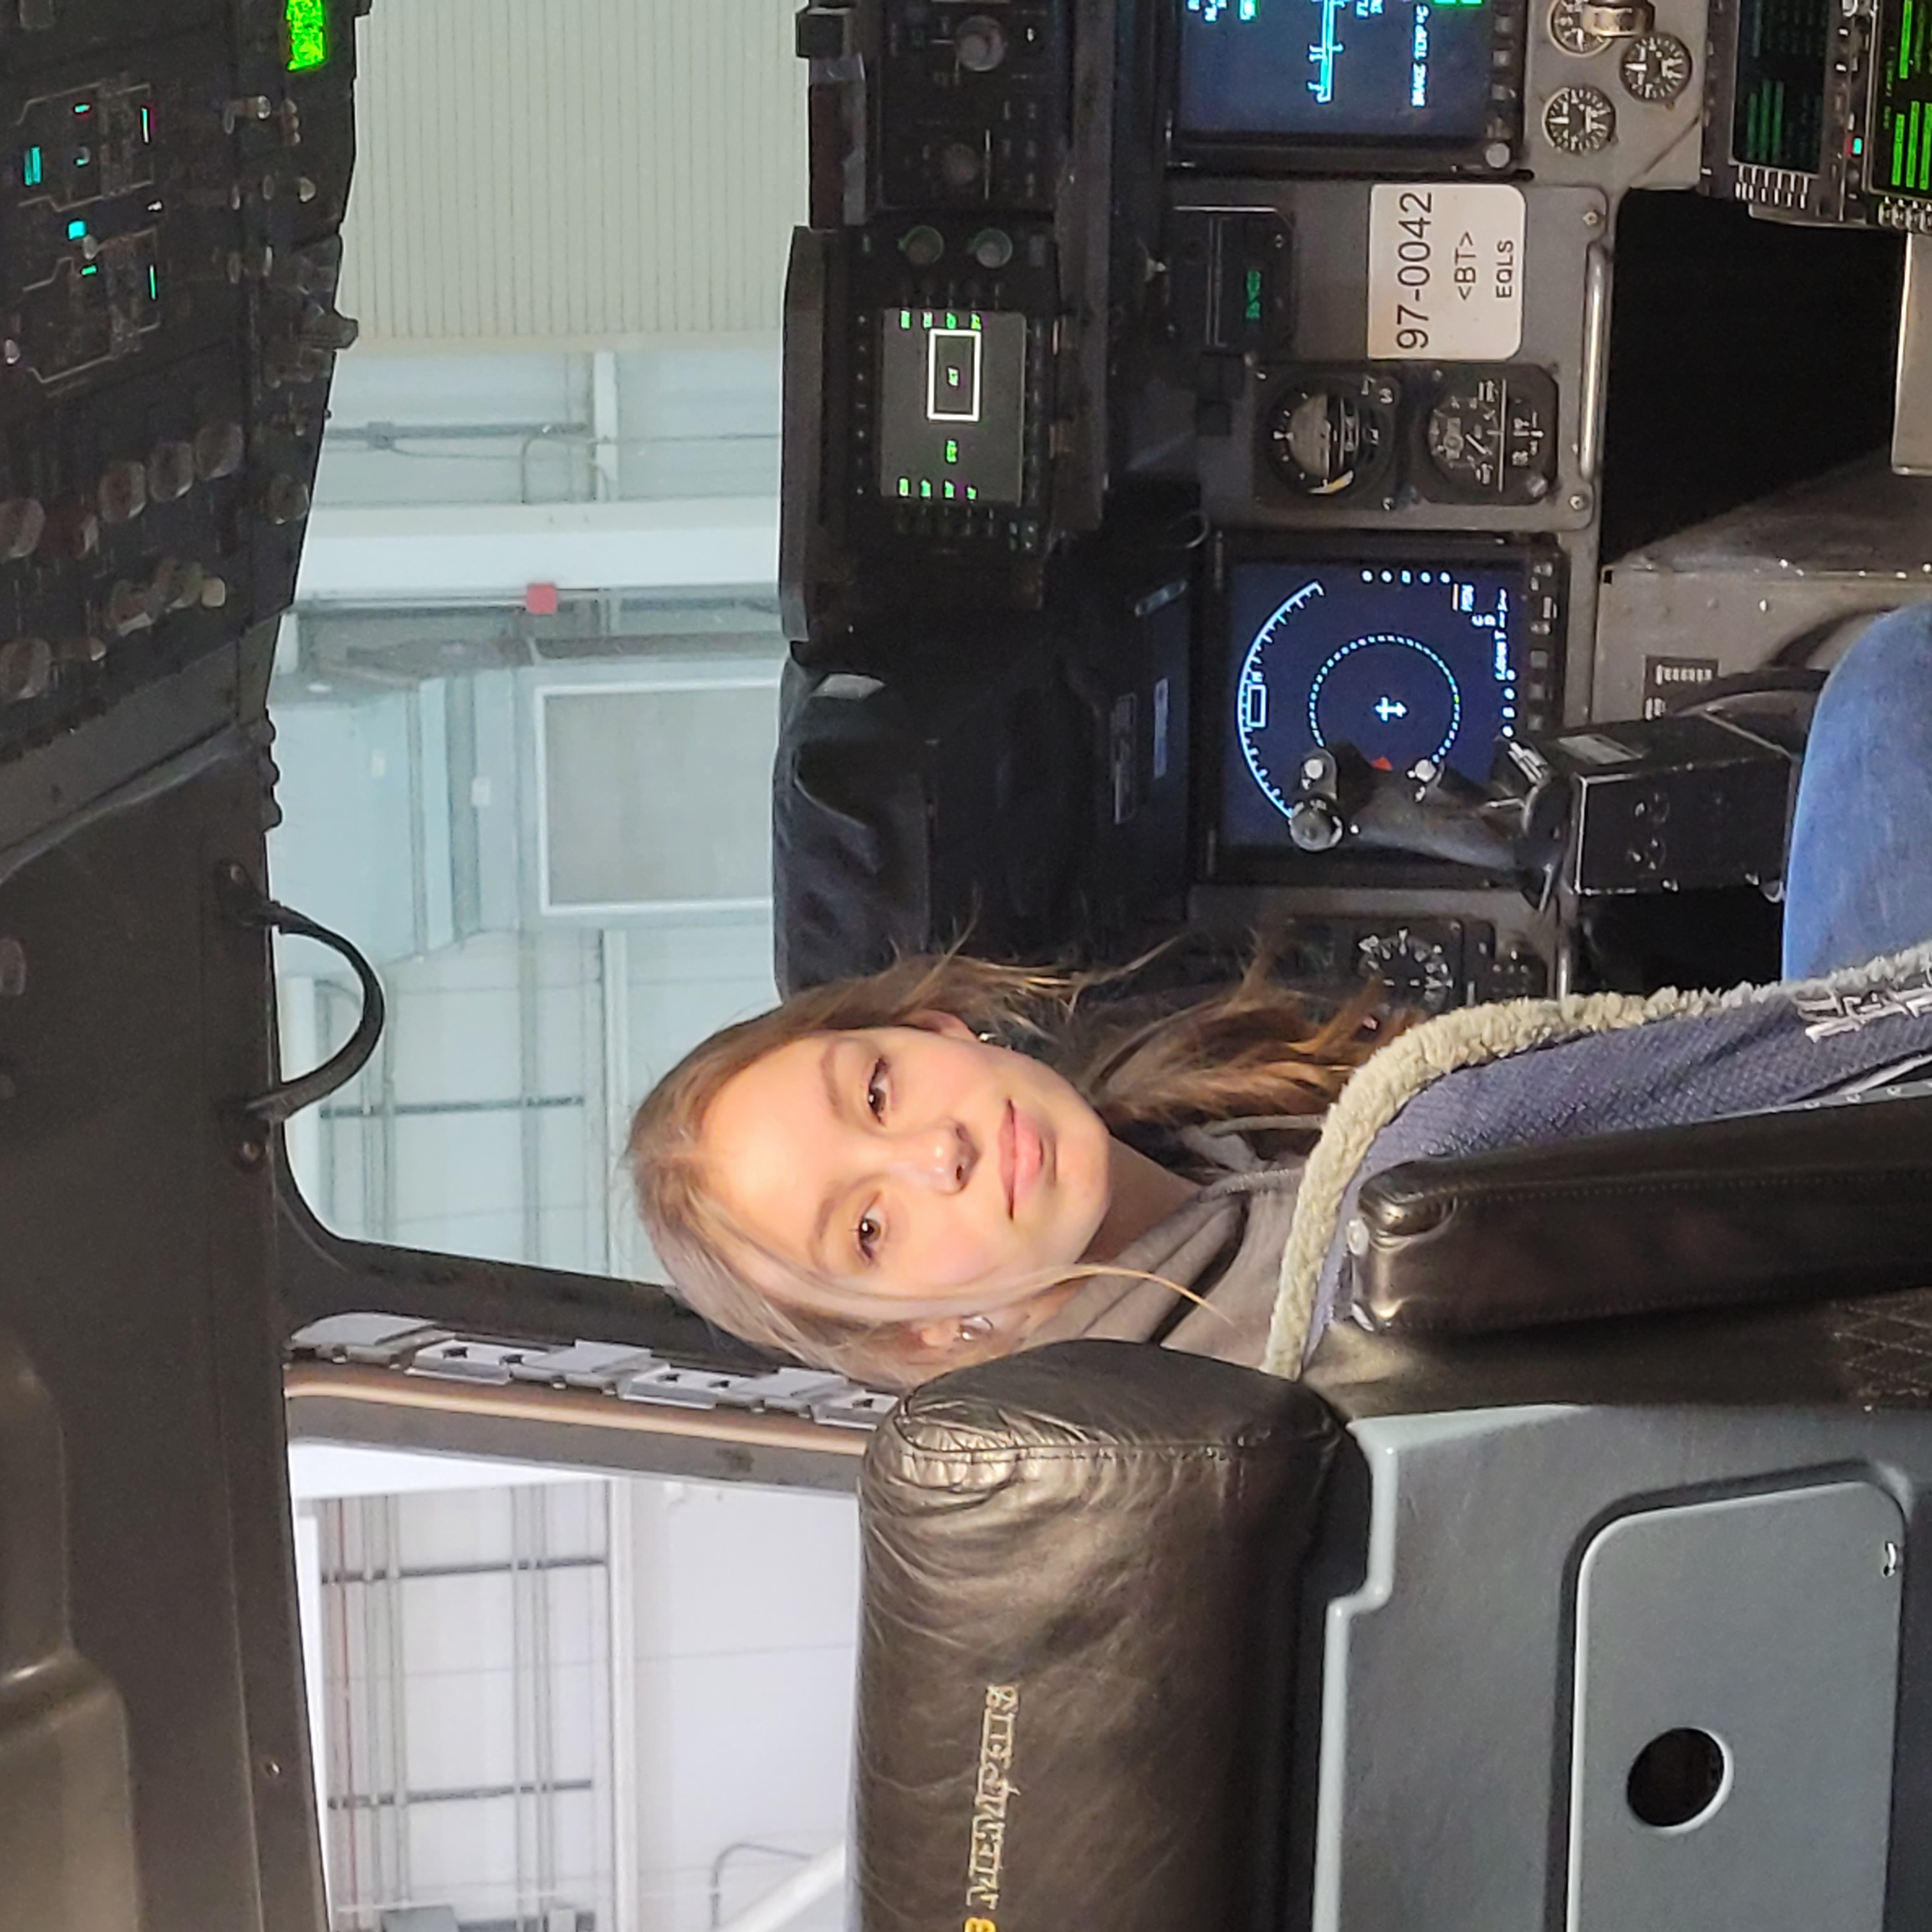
[907,1009,976,1041]
[903,1305,1027,1371]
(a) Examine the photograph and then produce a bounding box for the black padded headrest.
[852,1341,1341,1932]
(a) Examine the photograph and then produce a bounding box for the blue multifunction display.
[1222,560,1525,847]
[1178,0,1494,141]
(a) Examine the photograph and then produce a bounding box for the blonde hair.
[626,949,1400,1386]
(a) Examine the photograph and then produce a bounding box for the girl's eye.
[856,1209,883,1262]
[866,1057,888,1121]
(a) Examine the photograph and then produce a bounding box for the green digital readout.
[286,0,328,73]
[1729,0,1828,171]
[1871,0,1932,196]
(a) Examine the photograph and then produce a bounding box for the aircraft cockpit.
[6,0,1932,1928]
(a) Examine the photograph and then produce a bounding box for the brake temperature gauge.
[1543,84,1618,152]
[1619,31,1693,102]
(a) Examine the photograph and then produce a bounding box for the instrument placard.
[1367,182,1524,359]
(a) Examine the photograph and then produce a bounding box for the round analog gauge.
[1542,84,1618,152]
[1425,374,1554,501]
[1547,0,1608,55]
[1265,381,1390,497]
[1618,31,1693,101]
[1356,928,1459,1013]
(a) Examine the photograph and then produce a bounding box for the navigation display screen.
[1176,0,1495,142]
[1220,558,1525,849]
[875,307,1029,507]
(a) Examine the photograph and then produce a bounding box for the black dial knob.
[900,223,945,267]
[954,14,1008,71]
[1356,928,1459,1013]
[939,141,983,190]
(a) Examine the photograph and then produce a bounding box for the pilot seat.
[850,1088,1932,1931]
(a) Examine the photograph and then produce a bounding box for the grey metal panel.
[1895,236,1932,475]
[1593,456,1932,719]
[1569,1482,1901,1931]
[1309,1405,1932,1931]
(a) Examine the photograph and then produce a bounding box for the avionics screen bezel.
[1195,530,1564,887]
[1162,0,1527,176]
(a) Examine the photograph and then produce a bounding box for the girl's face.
[698,1016,1114,1318]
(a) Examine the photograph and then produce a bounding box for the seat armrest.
[853,1340,1338,1932]
[1351,1092,1932,1337]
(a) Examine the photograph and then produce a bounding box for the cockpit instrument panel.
[1209,537,1563,872]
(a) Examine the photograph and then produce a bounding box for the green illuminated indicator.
[1905,0,1917,78]
[946,311,958,328]
[80,263,98,276]
[898,477,910,496]
[945,438,959,462]
[943,481,956,498]
[965,486,977,500]
[970,312,982,329]
[141,106,151,142]
[1854,135,1864,156]
[1239,0,1255,14]
[73,102,90,115]
[286,0,330,72]
[1244,267,1263,324]
[66,218,86,239]
[920,480,933,498]
[923,310,934,328]
[899,309,912,329]
[147,266,158,300]
[22,147,42,187]
[1896,110,1908,186]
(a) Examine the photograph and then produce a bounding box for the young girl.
[629,606,1932,1388]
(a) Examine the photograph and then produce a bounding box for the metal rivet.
[1884,1540,1902,1577]
[1346,1216,1371,1257]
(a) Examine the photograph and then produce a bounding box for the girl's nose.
[886,1123,973,1192]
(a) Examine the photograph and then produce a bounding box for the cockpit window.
[266,2,804,1287]
[290,1445,855,1932]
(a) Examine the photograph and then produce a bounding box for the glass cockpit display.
[1221,558,1526,848]
[875,307,1029,507]
[1177,0,1496,142]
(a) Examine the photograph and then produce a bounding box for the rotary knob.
[97,459,148,525]
[148,440,197,503]
[939,141,983,190]
[263,473,311,526]
[0,636,53,704]
[968,227,1014,269]
[900,224,945,267]
[194,420,246,480]
[0,496,45,561]
[954,13,1008,71]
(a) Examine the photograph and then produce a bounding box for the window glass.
[268,0,805,1282]
[291,1446,857,1932]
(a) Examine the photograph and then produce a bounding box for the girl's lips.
[1009,1104,1043,1212]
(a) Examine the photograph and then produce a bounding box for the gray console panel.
[1311,1406,1932,1930]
